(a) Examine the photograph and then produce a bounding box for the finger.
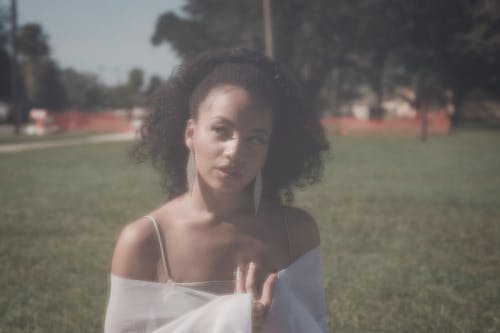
[235,265,245,293]
[245,261,257,297]
[259,272,277,307]
[252,320,263,331]
[252,300,268,317]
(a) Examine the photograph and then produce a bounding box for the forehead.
[197,85,273,127]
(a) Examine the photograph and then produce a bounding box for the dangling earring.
[253,170,262,215]
[186,150,196,195]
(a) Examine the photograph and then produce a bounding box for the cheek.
[248,144,270,169]
[193,129,222,162]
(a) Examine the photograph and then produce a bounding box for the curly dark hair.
[131,48,329,204]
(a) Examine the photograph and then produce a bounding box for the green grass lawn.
[1,129,499,332]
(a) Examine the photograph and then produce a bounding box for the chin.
[210,177,252,195]
[199,171,253,195]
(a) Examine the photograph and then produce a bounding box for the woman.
[104,48,329,332]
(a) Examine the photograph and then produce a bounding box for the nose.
[223,136,244,163]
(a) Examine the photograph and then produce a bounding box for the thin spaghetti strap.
[143,215,170,280]
[283,211,293,262]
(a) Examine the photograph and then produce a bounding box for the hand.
[234,262,277,333]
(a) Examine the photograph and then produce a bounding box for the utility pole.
[10,0,20,135]
[262,0,274,59]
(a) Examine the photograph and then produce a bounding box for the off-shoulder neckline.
[110,245,320,288]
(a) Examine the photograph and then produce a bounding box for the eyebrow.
[210,116,232,123]
[210,116,270,135]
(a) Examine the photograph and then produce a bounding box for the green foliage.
[152,1,264,57]
[145,75,163,96]
[0,15,151,113]
[152,0,500,119]
[17,23,50,61]
[30,59,66,111]
[127,67,144,92]
[59,69,105,111]
[0,4,12,103]
[0,4,8,48]
[0,48,9,102]
[1,129,500,331]
[14,23,66,112]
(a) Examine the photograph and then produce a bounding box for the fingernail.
[249,261,255,268]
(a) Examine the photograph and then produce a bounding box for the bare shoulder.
[281,205,320,259]
[110,216,159,281]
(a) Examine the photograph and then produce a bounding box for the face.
[185,85,273,194]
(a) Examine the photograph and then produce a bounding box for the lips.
[217,165,242,178]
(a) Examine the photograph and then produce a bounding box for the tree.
[0,4,11,102]
[32,59,66,111]
[16,23,50,106]
[152,1,264,57]
[16,23,49,60]
[444,0,500,122]
[145,75,163,96]
[151,0,500,120]
[379,0,499,123]
[60,68,105,110]
[13,22,66,112]
[128,67,144,92]
[104,68,147,109]
[151,0,346,109]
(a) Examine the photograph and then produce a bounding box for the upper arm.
[110,218,158,281]
[286,206,321,259]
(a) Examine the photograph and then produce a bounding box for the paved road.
[0,132,136,153]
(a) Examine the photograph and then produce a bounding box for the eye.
[249,136,267,145]
[213,126,225,133]
[211,125,230,138]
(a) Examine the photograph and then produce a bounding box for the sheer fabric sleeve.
[104,247,329,332]
[104,274,252,333]
[262,246,329,333]
[104,274,170,332]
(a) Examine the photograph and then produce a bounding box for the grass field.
[1,129,499,332]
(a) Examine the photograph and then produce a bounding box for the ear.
[184,118,195,150]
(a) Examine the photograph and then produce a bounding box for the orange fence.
[51,110,132,133]
[47,109,450,136]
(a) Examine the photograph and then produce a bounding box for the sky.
[3,0,185,86]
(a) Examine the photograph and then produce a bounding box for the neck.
[187,179,253,220]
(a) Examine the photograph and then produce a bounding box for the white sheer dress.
[104,215,328,332]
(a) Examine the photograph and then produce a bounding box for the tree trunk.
[420,105,428,142]
[369,51,388,119]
